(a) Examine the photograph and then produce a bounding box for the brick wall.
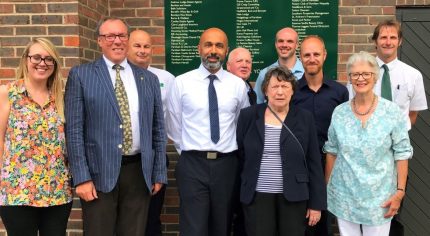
[0,0,429,235]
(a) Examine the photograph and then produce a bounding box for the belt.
[121,153,141,165]
[183,150,237,160]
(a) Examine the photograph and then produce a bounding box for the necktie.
[245,79,257,105]
[113,64,133,154]
[381,64,392,101]
[208,74,220,144]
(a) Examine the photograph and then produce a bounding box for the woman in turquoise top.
[324,51,412,236]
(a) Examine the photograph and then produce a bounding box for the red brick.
[124,0,150,8]
[0,4,13,13]
[16,26,47,35]
[369,15,394,25]
[0,37,31,46]
[137,8,163,18]
[65,36,80,47]
[110,9,136,17]
[0,27,13,35]
[16,3,46,13]
[64,15,79,24]
[382,6,395,15]
[355,6,382,15]
[369,0,396,5]
[341,16,369,25]
[0,48,14,57]
[32,15,62,24]
[151,0,164,7]
[151,35,165,45]
[0,79,14,85]
[0,15,29,25]
[0,69,15,78]
[48,26,79,35]
[153,45,165,54]
[341,0,369,6]
[48,3,78,13]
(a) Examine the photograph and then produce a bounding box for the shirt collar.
[376,56,399,71]
[276,57,304,74]
[198,64,226,81]
[298,75,330,91]
[103,55,129,70]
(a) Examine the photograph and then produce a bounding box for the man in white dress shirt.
[371,19,428,236]
[166,28,249,236]
[127,29,175,236]
[348,20,427,130]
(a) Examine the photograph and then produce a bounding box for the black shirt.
[292,75,349,153]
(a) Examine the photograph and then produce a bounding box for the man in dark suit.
[227,47,257,105]
[65,17,167,236]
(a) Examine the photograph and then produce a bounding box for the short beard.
[201,56,223,71]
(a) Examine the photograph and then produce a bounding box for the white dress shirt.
[148,66,175,121]
[166,64,249,153]
[103,56,141,154]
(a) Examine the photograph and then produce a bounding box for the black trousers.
[176,151,239,236]
[0,202,72,236]
[243,192,307,236]
[81,157,151,236]
[146,154,169,236]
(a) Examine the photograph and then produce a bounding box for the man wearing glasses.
[64,17,167,236]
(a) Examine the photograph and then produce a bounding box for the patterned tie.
[113,64,133,154]
[381,64,392,101]
[245,79,257,105]
[208,74,220,144]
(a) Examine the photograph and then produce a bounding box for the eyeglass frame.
[348,72,374,80]
[98,34,129,42]
[27,55,56,66]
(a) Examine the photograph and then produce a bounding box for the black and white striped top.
[256,124,283,193]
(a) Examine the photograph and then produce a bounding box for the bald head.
[127,29,153,68]
[227,47,252,80]
[198,28,229,73]
[275,27,299,60]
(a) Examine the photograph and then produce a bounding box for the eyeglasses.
[349,72,374,80]
[27,55,56,66]
[99,34,129,42]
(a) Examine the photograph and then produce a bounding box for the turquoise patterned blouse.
[323,98,412,226]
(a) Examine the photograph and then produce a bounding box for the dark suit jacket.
[236,103,326,210]
[65,58,167,193]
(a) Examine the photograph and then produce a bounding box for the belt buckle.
[207,152,217,160]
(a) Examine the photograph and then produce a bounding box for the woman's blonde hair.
[17,38,64,120]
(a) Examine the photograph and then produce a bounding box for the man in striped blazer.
[64,17,167,236]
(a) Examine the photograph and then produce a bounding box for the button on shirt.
[293,76,349,152]
[166,64,249,153]
[255,59,304,104]
[103,56,141,154]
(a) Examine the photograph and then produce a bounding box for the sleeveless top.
[1,80,72,206]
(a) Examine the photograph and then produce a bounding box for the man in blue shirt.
[255,27,304,103]
[293,35,348,236]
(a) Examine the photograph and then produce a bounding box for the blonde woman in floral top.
[0,38,72,236]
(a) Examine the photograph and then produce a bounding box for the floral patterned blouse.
[324,98,412,226]
[1,80,72,207]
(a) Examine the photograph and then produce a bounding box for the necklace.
[352,94,376,116]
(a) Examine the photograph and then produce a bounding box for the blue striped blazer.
[64,57,167,193]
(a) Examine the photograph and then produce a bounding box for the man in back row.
[369,19,427,236]
[127,29,175,236]
[255,27,304,103]
[227,47,257,105]
[293,35,349,236]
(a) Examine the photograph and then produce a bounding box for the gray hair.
[95,17,130,36]
[346,51,379,80]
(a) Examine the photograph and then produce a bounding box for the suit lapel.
[95,58,121,119]
[280,104,299,144]
[255,104,266,143]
